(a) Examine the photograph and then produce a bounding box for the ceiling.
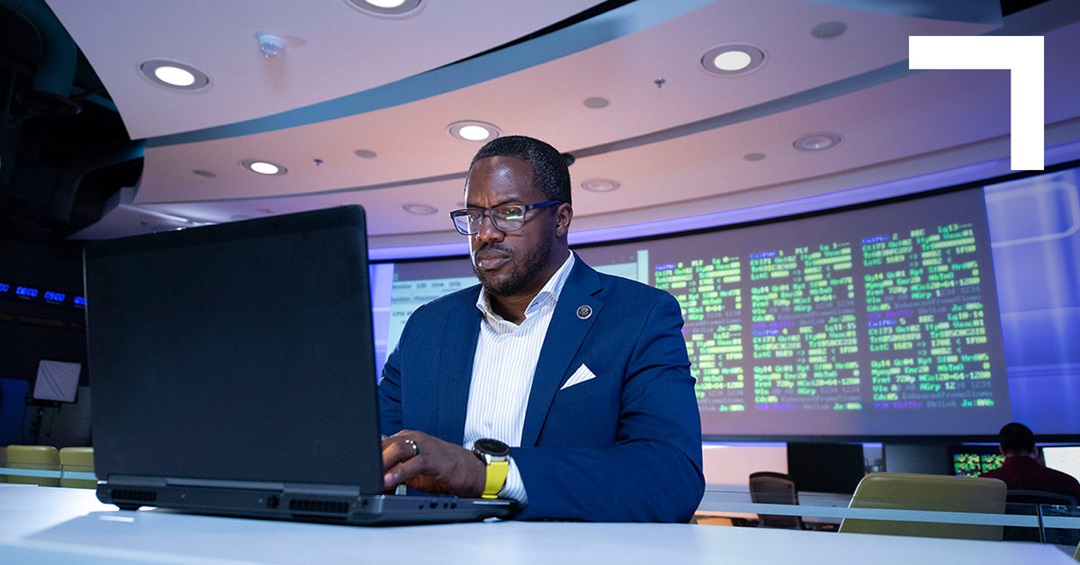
[2,0,1078,260]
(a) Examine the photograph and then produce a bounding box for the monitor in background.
[948,444,1004,477]
[31,359,81,404]
[786,442,866,494]
[1041,445,1080,481]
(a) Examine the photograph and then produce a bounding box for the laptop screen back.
[84,206,382,493]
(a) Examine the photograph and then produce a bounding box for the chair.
[749,471,804,529]
[838,472,1006,541]
[1006,483,1079,506]
[58,447,96,489]
[4,445,61,487]
[1004,483,1079,543]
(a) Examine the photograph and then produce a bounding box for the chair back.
[1003,483,1078,543]
[839,472,1006,541]
[4,445,61,487]
[59,447,96,489]
[749,471,803,529]
[1005,483,1078,506]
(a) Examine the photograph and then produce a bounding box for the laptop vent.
[113,489,157,503]
[288,498,350,516]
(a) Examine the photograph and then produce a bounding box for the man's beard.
[472,235,553,297]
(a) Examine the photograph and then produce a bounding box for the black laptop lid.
[84,206,383,494]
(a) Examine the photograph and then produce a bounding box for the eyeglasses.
[449,200,561,235]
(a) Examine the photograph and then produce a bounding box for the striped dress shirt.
[463,251,575,504]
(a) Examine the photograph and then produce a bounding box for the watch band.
[473,438,511,499]
[481,459,509,499]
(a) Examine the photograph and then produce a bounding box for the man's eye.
[498,207,524,219]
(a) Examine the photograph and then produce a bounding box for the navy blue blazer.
[379,257,705,522]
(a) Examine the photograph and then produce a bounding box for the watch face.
[474,438,511,457]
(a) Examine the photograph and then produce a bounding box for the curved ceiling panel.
[33,0,1080,259]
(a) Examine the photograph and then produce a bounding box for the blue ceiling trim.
[146,0,714,148]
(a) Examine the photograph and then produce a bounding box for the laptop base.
[97,480,518,525]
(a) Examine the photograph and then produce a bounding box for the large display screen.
[370,164,1080,439]
[622,188,1009,436]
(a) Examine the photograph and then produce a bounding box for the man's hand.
[381,431,486,497]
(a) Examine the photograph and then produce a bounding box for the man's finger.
[384,451,424,490]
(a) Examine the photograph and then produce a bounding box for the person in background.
[980,422,1080,501]
[377,135,705,522]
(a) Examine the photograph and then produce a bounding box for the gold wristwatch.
[472,438,511,499]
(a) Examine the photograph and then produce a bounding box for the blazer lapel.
[520,260,603,446]
[434,287,482,444]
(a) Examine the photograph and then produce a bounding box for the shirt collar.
[476,251,575,321]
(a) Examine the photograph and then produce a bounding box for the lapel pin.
[576,305,593,320]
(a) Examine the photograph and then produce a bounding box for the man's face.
[465,156,558,298]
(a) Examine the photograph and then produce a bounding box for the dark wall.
[0,237,87,383]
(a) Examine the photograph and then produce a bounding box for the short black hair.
[998,422,1037,454]
[469,135,572,205]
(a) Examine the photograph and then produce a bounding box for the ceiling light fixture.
[701,44,765,76]
[241,159,288,175]
[793,132,843,152]
[402,203,438,215]
[346,0,424,17]
[256,32,285,57]
[140,59,211,91]
[581,178,621,193]
[354,149,378,159]
[448,121,500,143]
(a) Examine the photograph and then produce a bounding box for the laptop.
[83,205,517,525]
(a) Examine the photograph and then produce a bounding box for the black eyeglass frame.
[449,200,562,235]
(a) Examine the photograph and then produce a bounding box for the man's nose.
[473,213,505,243]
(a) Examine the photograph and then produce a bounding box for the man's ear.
[555,203,573,237]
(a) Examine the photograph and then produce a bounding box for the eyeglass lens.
[459,205,526,233]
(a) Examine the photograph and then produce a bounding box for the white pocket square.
[560,364,597,390]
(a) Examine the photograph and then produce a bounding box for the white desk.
[0,485,1075,565]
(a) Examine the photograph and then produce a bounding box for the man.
[980,422,1080,501]
[378,135,705,522]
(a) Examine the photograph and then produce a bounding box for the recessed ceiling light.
[241,159,288,175]
[402,203,438,215]
[701,44,765,76]
[584,97,609,109]
[448,121,500,142]
[581,178,621,193]
[346,0,424,17]
[193,169,216,178]
[354,149,378,159]
[793,132,843,152]
[140,59,210,91]
[744,152,767,162]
